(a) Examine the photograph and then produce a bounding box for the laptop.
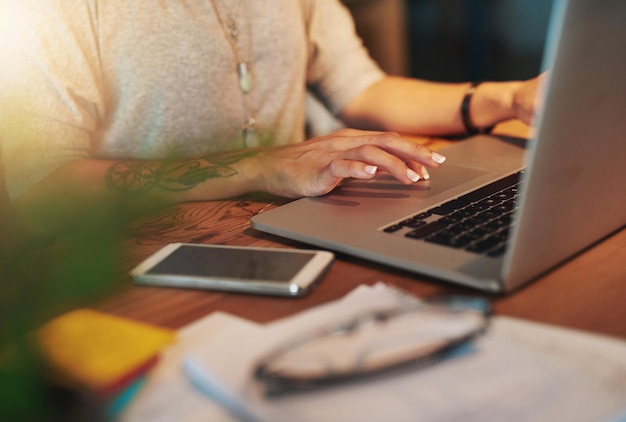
[251,0,626,292]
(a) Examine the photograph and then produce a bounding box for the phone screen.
[146,244,315,282]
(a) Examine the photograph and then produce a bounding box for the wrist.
[236,150,265,194]
[461,81,492,134]
[464,81,522,131]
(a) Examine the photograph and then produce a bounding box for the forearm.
[13,128,451,236]
[341,76,523,136]
[14,150,263,236]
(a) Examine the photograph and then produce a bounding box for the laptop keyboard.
[383,171,523,257]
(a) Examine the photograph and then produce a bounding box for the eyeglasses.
[254,295,491,396]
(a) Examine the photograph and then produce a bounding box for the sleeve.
[304,0,386,116]
[0,0,104,199]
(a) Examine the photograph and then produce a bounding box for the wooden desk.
[95,121,626,339]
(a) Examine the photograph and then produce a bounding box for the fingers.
[327,159,378,180]
[338,137,446,184]
[324,155,436,189]
[262,129,448,198]
[303,160,377,197]
[407,160,431,181]
[325,130,446,169]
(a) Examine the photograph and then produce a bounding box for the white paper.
[119,284,626,422]
[118,312,259,422]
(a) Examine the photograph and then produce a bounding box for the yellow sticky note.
[36,309,175,394]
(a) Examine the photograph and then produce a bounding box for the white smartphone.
[129,243,334,297]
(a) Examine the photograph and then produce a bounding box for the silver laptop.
[251,0,626,292]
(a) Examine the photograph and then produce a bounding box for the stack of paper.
[119,284,626,422]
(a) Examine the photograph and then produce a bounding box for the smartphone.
[129,243,334,297]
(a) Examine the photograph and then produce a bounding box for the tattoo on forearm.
[105,150,259,198]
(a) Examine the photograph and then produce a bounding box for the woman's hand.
[248,128,447,198]
[512,72,548,126]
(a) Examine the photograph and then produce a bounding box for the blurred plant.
[0,187,159,421]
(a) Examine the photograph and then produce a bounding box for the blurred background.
[344,0,554,81]
[307,0,554,135]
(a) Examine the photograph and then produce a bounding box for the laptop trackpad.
[329,164,488,200]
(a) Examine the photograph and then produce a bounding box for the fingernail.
[407,168,420,182]
[432,152,447,164]
[422,168,430,180]
[365,165,378,175]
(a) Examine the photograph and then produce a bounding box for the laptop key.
[405,221,448,239]
[488,245,507,257]
[401,218,427,229]
[426,234,473,248]
[457,172,521,203]
[466,236,502,253]
[429,206,454,216]
[383,224,404,233]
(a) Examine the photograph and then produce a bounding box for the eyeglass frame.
[253,295,491,396]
